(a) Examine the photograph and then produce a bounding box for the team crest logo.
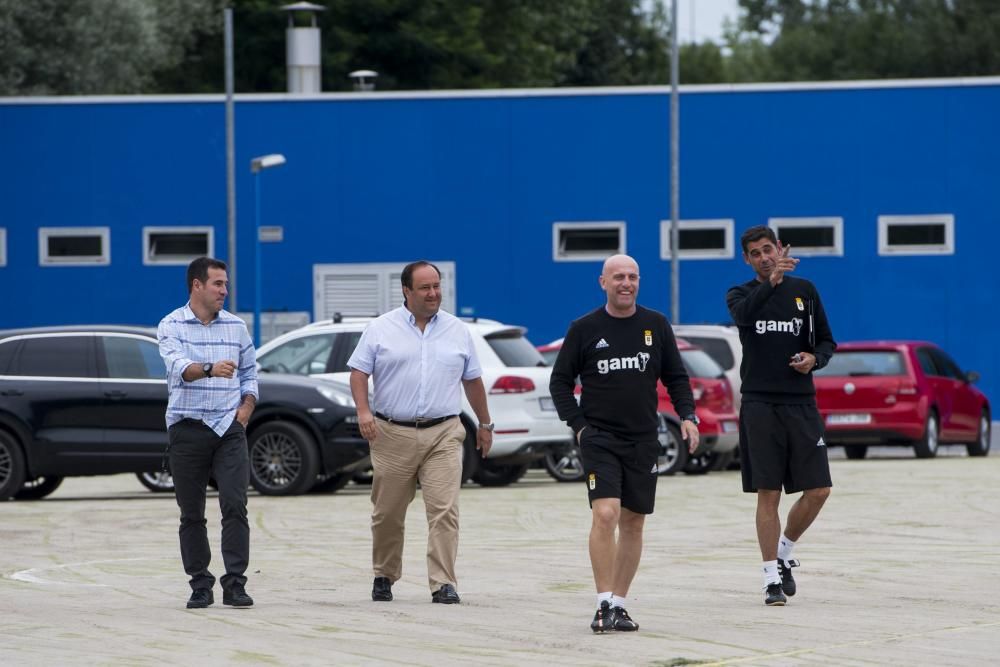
[644,329,652,346]
[795,297,804,311]
[588,473,596,490]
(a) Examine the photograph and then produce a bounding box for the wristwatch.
[202,362,213,378]
[682,413,700,425]
[478,422,495,432]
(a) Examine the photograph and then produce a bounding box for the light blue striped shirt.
[158,303,259,436]
[347,306,481,421]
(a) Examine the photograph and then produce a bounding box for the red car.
[538,337,739,474]
[814,341,991,459]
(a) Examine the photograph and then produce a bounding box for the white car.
[256,315,571,486]
[672,324,743,411]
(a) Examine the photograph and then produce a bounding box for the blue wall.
[1,82,998,404]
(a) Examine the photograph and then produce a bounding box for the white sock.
[762,560,780,586]
[597,591,613,608]
[777,535,796,562]
[610,594,626,609]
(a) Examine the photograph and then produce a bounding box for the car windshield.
[679,335,735,371]
[681,348,724,379]
[814,350,905,377]
[258,334,332,375]
[485,331,546,367]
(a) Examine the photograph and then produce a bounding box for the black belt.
[375,412,457,429]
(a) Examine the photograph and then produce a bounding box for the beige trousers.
[370,417,465,591]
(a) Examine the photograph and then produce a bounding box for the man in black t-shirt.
[550,254,699,634]
[727,225,836,607]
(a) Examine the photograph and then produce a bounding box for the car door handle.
[0,389,23,396]
[104,390,128,399]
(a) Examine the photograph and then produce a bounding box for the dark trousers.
[168,418,250,592]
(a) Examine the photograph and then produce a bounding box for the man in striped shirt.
[158,256,258,609]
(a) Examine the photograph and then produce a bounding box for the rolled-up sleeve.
[238,324,259,399]
[347,326,376,375]
[461,326,482,381]
[158,319,194,385]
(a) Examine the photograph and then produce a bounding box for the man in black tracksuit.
[550,254,699,634]
[727,225,836,606]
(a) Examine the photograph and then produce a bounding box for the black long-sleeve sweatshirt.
[549,305,696,442]
[726,275,836,404]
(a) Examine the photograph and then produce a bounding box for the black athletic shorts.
[579,425,660,514]
[739,401,833,494]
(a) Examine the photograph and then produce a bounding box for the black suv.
[0,326,368,500]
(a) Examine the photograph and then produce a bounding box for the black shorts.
[739,401,833,494]
[579,426,659,514]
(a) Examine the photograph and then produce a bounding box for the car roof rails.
[306,311,380,327]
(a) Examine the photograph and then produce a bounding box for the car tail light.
[490,376,536,394]
[691,380,704,401]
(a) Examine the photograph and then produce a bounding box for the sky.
[671,0,742,44]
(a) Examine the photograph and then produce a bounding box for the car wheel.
[352,467,374,485]
[709,450,735,471]
[0,431,28,501]
[311,473,352,493]
[248,421,321,496]
[844,445,868,460]
[460,421,481,483]
[136,471,175,492]
[913,411,939,459]
[15,475,64,500]
[966,410,991,457]
[683,454,711,475]
[472,461,529,487]
[656,419,688,475]
[543,440,585,482]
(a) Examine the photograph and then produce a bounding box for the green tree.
[0,0,223,96]
[731,0,1000,81]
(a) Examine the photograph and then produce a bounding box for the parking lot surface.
[2,445,998,666]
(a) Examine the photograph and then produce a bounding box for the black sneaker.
[609,606,639,632]
[778,558,799,597]
[764,582,787,606]
[186,588,214,609]
[372,577,393,601]
[223,583,254,607]
[591,600,613,633]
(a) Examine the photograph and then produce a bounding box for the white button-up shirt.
[347,306,481,420]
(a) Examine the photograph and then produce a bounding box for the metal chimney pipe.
[281,2,325,94]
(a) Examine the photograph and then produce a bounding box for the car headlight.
[316,386,356,408]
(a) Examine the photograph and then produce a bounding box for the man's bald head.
[600,254,640,317]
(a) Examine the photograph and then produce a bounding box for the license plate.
[826,413,872,425]
[539,396,556,411]
[722,421,738,433]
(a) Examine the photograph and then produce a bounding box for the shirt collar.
[183,302,221,324]
[400,305,439,326]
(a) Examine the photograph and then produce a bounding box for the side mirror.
[965,370,980,384]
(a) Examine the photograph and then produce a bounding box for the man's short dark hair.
[187,256,228,293]
[740,225,778,254]
[400,260,441,290]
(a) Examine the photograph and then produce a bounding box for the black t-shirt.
[726,275,836,404]
[549,305,695,441]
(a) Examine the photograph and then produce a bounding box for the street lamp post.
[250,153,286,345]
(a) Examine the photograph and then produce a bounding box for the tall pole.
[669,0,681,324]
[225,8,237,310]
[253,172,262,346]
